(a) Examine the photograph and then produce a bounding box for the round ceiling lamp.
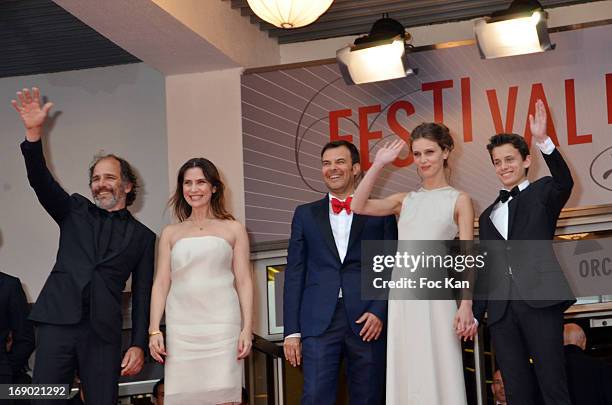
[246,0,334,29]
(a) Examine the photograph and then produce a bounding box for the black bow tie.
[498,186,520,203]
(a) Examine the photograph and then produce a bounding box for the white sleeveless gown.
[165,236,242,404]
[386,187,468,405]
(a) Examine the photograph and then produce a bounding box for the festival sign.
[241,24,612,243]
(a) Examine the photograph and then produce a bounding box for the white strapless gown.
[386,187,468,405]
[164,236,242,405]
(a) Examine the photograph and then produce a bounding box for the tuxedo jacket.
[474,148,575,325]
[283,195,397,339]
[0,272,34,380]
[21,140,155,349]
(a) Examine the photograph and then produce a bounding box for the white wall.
[152,0,280,68]
[0,63,169,300]
[279,1,612,64]
[55,0,280,74]
[165,68,246,224]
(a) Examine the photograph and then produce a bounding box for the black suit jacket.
[474,148,575,325]
[21,140,155,349]
[564,345,611,405]
[0,272,34,381]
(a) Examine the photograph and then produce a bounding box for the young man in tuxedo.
[472,99,574,405]
[11,88,155,405]
[283,140,397,405]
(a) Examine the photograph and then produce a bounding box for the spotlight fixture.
[336,15,416,85]
[246,0,334,29]
[474,0,555,59]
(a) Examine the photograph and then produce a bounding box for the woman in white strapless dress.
[351,123,476,405]
[148,158,253,405]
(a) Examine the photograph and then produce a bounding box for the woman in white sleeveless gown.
[351,123,476,405]
[149,158,253,405]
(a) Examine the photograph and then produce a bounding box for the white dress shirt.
[490,138,555,240]
[329,193,353,299]
[328,193,353,263]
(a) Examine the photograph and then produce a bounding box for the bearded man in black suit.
[11,88,155,405]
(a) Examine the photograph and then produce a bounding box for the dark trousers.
[0,373,12,405]
[0,372,32,405]
[32,321,121,405]
[301,299,386,405]
[490,299,571,405]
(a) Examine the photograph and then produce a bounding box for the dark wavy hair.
[487,133,531,175]
[169,158,234,222]
[410,122,454,168]
[88,154,138,206]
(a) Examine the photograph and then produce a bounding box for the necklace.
[188,218,211,231]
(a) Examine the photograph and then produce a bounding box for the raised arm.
[232,221,254,360]
[13,87,71,223]
[351,139,407,217]
[12,87,53,143]
[530,99,573,209]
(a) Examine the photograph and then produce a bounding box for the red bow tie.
[331,197,352,215]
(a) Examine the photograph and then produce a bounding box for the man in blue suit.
[283,140,397,405]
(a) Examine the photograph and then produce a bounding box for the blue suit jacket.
[283,195,397,339]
